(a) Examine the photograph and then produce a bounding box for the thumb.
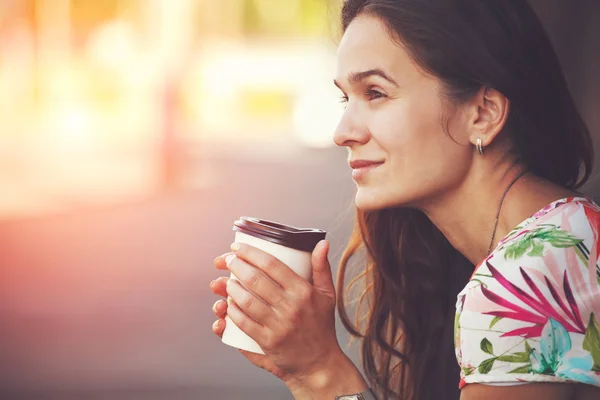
[311,240,335,299]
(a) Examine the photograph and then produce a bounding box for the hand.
[210,240,342,387]
[210,262,288,381]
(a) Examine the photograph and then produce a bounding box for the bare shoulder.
[575,383,600,400]
[460,382,600,400]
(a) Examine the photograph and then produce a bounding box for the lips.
[349,159,384,180]
[349,160,384,169]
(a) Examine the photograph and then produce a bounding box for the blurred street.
[0,146,361,399]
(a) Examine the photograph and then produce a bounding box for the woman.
[210,1,600,399]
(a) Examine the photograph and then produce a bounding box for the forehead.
[336,14,414,80]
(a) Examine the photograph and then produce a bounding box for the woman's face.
[334,15,473,211]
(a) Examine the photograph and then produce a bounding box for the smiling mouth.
[349,160,384,169]
[350,161,383,180]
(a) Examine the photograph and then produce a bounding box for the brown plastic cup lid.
[233,217,326,252]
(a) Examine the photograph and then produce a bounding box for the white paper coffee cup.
[221,217,326,354]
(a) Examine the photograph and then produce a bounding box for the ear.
[467,87,510,148]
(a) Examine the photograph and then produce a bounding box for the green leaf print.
[470,278,487,288]
[505,238,530,260]
[527,240,545,257]
[497,352,531,363]
[454,311,461,350]
[462,366,475,376]
[478,358,495,374]
[544,230,584,248]
[582,313,600,372]
[477,338,534,374]
[480,338,494,355]
[489,316,502,329]
[508,365,531,374]
[504,226,583,260]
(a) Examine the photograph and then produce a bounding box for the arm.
[460,383,576,400]
[461,383,600,400]
[286,352,370,400]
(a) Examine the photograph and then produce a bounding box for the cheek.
[365,100,470,204]
[372,99,448,164]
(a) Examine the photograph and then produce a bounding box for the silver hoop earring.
[476,138,484,155]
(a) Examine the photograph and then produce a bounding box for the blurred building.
[0,0,342,219]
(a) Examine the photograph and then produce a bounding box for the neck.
[419,158,577,266]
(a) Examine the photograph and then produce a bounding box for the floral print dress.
[455,196,600,388]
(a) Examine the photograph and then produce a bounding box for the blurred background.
[0,0,599,399]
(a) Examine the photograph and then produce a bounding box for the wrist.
[285,352,368,399]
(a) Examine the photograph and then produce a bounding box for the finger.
[311,240,336,300]
[209,276,229,298]
[212,318,225,338]
[213,252,234,271]
[225,254,284,306]
[226,301,267,345]
[229,243,303,291]
[226,279,276,326]
[212,299,228,319]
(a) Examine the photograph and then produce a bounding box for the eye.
[366,89,386,101]
[339,95,349,104]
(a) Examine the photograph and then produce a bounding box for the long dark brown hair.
[335,1,594,399]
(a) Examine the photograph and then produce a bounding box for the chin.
[355,186,419,211]
[354,190,394,211]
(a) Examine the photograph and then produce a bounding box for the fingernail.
[213,256,220,265]
[212,300,219,313]
[225,254,235,266]
[213,320,221,330]
[209,280,216,289]
[230,242,241,252]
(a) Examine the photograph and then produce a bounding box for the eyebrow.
[334,68,399,89]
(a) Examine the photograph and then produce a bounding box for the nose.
[333,107,370,147]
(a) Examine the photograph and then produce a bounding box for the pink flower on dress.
[480,261,586,338]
